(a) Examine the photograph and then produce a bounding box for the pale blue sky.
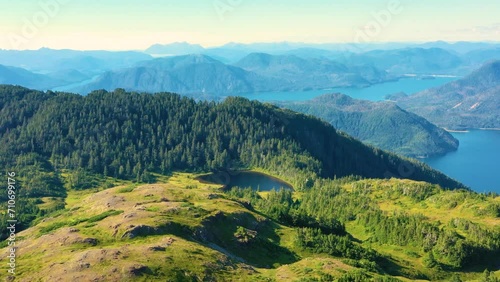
[0,0,498,50]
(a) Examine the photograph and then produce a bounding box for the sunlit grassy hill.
[2,173,499,281]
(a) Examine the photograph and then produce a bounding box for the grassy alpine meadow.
[0,171,498,281]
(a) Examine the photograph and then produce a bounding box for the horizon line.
[2,40,500,52]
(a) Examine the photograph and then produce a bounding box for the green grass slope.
[1,173,499,281]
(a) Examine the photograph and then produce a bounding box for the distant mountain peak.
[149,54,221,66]
[394,60,500,130]
[448,59,500,91]
[470,59,500,77]
[144,42,205,56]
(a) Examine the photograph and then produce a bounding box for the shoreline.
[195,170,295,191]
[443,127,500,133]
[442,127,500,133]
[443,128,469,133]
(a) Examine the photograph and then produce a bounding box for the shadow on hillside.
[195,210,299,268]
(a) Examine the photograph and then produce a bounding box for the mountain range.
[0,85,464,189]
[335,48,465,75]
[0,42,498,93]
[0,48,151,75]
[0,64,64,89]
[234,53,393,88]
[144,41,500,73]
[73,53,395,95]
[145,42,205,56]
[279,94,459,157]
[391,60,500,130]
[73,54,275,95]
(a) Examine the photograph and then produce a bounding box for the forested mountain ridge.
[2,85,500,282]
[279,94,459,157]
[392,60,500,130]
[234,53,393,88]
[73,54,276,95]
[0,85,463,190]
[73,53,398,95]
[0,44,497,95]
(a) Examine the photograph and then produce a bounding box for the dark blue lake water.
[225,171,293,191]
[198,171,293,192]
[423,130,500,193]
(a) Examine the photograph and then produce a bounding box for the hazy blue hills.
[211,43,499,74]
[234,53,394,88]
[145,42,205,56]
[45,69,90,84]
[415,41,500,54]
[392,60,500,130]
[0,43,497,96]
[278,93,459,157]
[73,54,276,95]
[336,48,464,75]
[143,41,499,69]
[0,64,65,89]
[0,48,152,76]
[75,53,397,95]
[142,41,500,66]
[464,47,500,65]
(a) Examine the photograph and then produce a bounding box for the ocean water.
[423,130,500,193]
[235,77,458,102]
[233,77,499,193]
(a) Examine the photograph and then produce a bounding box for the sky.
[0,0,499,50]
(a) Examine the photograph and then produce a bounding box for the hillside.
[2,85,500,281]
[338,48,464,75]
[0,64,64,90]
[73,55,276,95]
[145,42,205,56]
[74,53,398,96]
[0,85,463,190]
[234,53,394,88]
[0,48,152,76]
[392,60,500,130]
[279,94,459,157]
[1,173,498,281]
